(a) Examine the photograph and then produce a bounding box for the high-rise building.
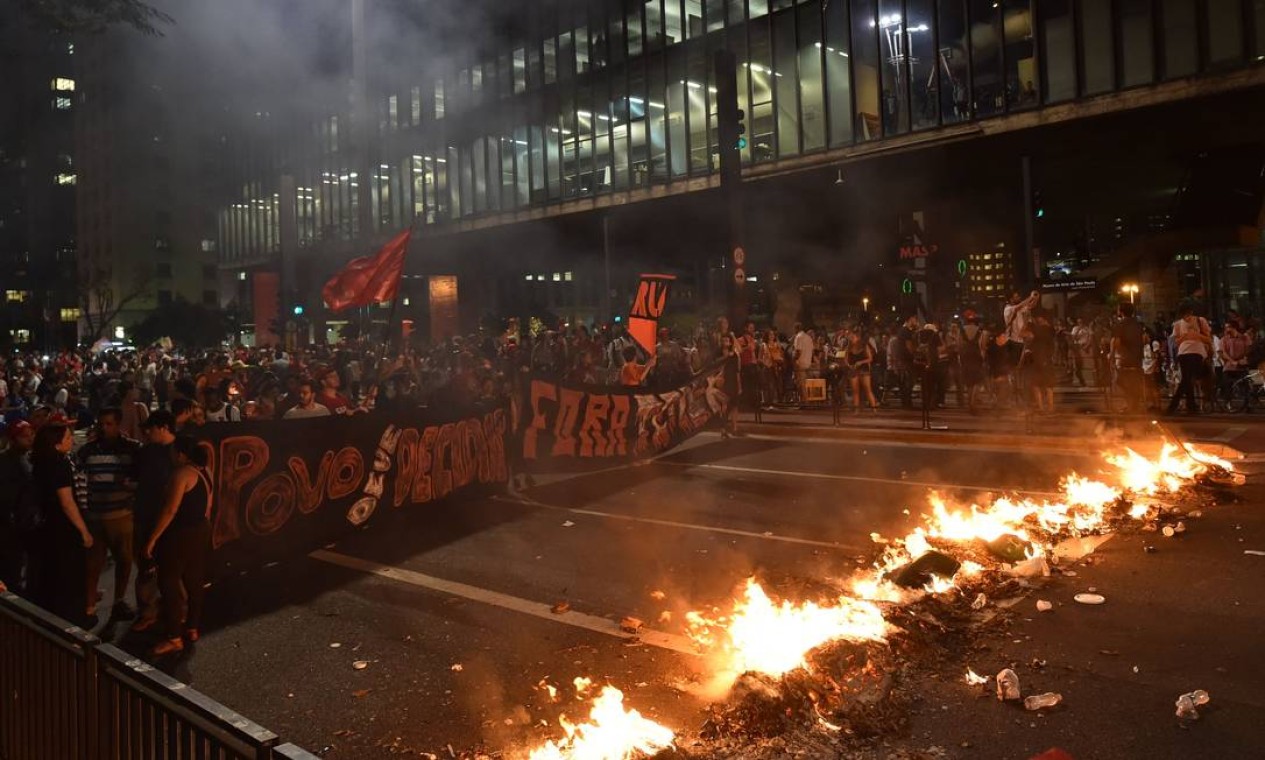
[73,10,230,345]
[0,11,78,349]
[206,0,1265,341]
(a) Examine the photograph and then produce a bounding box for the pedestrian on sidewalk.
[144,435,213,657]
[30,423,93,626]
[1218,320,1249,403]
[896,316,918,409]
[959,312,986,413]
[843,332,879,414]
[1167,306,1212,415]
[791,324,815,403]
[78,407,141,623]
[1111,303,1145,414]
[719,334,742,437]
[0,421,36,593]
[1070,318,1093,386]
[130,410,177,633]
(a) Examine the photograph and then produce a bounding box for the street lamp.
[862,296,870,312]
[1121,283,1139,304]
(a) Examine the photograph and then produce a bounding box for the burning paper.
[686,579,890,680]
[527,684,674,760]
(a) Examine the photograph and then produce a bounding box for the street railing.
[0,590,312,760]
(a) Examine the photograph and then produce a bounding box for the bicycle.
[1223,370,1265,413]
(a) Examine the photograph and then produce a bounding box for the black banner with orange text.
[518,362,731,472]
[195,403,509,572]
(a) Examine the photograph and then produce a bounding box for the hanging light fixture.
[834,168,845,186]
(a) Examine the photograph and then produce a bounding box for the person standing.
[144,436,213,656]
[116,381,150,439]
[719,334,742,437]
[316,367,353,415]
[0,421,36,592]
[1167,306,1212,415]
[791,323,815,402]
[129,411,176,632]
[78,407,141,622]
[282,381,332,419]
[1110,303,1145,413]
[842,332,879,413]
[30,423,93,625]
[1070,318,1094,386]
[1003,291,1041,402]
[737,322,759,414]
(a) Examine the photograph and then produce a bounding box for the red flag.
[321,228,411,313]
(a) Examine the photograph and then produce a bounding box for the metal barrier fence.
[0,590,316,760]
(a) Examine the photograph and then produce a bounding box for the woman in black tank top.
[143,436,213,657]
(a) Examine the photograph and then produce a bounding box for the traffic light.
[1033,190,1045,219]
[957,259,968,277]
[292,305,305,316]
[736,108,747,151]
[901,278,914,295]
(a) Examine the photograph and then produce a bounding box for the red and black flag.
[321,228,411,313]
[627,273,675,358]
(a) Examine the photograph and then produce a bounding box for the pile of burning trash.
[519,440,1240,759]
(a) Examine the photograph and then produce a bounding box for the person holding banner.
[620,347,656,387]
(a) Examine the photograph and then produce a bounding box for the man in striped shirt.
[78,407,141,623]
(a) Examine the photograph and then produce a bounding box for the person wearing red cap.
[0,421,36,592]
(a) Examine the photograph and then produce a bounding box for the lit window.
[564,271,573,281]
[238,271,247,281]
[114,326,126,340]
[52,77,75,91]
[524,274,533,281]
[402,297,411,306]
[10,329,31,344]
[59,308,81,322]
[5,290,27,303]
[536,275,545,282]
[552,272,561,282]
[200,239,217,252]
[55,173,76,185]
[54,97,72,110]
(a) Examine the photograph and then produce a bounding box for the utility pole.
[1022,155,1037,291]
[714,50,747,326]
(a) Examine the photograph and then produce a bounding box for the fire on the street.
[517,439,1236,758]
[684,578,891,679]
[527,683,674,760]
[684,440,1234,689]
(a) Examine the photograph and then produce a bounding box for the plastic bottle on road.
[1175,690,1210,719]
[996,669,1021,701]
[1024,692,1063,710]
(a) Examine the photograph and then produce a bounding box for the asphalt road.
[98,430,1264,760]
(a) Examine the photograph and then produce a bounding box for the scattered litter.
[1061,570,1078,577]
[1100,650,1120,656]
[1162,525,1178,538]
[329,643,342,648]
[450,664,463,672]
[987,534,1031,563]
[1245,550,1265,557]
[1036,600,1053,612]
[657,611,672,624]
[1144,545,1158,553]
[890,551,961,588]
[971,593,988,610]
[1132,666,1139,673]
[1074,593,1106,605]
[561,521,575,528]
[1024,692,1062,711]
[995,668,1021,701]
[352,661,369,670]
[619,617,644,634]
[1009,556,1051,578]
[1175,689,1210,720]
[649,590,667,601]
[351,689,370,698]
[550,602,570,615]
[964,668,989,686]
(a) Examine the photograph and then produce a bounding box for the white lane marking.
[309,549,699,656]
[1210,426,1248,444]
[491,495,862,551]
[654,460,1061,497]
[694,430,1088,454]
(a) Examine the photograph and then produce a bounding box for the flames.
[685,441,1231,688]
[527,683,674,760]
[685,578,891,679]
[520,440,1232,757]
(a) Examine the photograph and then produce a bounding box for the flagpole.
[380,219,418,357]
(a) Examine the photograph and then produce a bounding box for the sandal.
[151,638,184,656]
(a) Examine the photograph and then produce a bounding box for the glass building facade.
[218,0,1265,264]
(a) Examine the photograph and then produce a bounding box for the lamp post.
[1121,283,1139,304]
[862,296,870,312]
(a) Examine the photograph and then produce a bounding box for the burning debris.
[526,683,674,760]
[511,440,1238,758]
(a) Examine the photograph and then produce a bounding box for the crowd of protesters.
[2,297,1263,652]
